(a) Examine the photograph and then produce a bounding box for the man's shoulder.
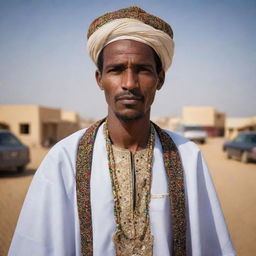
[35,128,89,180]
[162,129,204,175]
[46,128,88,159]
[162,129,200,155]
[55,128,87,147]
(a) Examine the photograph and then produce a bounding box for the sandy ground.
[0,137,255,256]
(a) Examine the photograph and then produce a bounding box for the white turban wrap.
[87,18,175,72]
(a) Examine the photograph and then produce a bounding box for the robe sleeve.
[8,144,80,256]
[165,130,236,256]
[184,146,236,256]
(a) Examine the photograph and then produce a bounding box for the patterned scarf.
[76,119,186,256]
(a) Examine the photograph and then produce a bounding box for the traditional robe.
[8,124,236,256]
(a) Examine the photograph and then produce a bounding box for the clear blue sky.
[0,0,255,119]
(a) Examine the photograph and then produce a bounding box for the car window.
[184,126,203,131]
[175,126,184,132]
[247,135,256,144]
[234,134,256,144]
[0,133,22,146]
[234,134,247,143]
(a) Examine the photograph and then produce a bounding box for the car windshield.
[184,126,203,131]
[234,134,247,142]
[246,134,256,144]
[0,133,22,146]
[235,134,256,144]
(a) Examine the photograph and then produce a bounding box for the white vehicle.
[175,125,208,144]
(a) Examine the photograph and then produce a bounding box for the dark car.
[0,130,30,172]
[223,132,256,163]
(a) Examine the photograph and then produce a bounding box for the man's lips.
[116,95,143,101]
[115,93,144,102]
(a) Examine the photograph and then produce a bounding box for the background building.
[152,116,181,131]
[0,105,80,147]
[0,105,81,168]
[225,117,256,139]
[182,106,226,136]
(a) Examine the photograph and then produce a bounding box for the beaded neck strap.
[76,119,186,256]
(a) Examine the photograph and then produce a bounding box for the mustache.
[114,91,144,102]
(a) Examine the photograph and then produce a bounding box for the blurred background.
[0,0,255,255]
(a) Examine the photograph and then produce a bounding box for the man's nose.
[121,69,139,90]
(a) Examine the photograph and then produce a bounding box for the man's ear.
[95,70,104,90]
[157,70,165,90]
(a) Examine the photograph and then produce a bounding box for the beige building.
[0,105,80,147]
[0,105,80,169]
[182,106,226,136]
[80,117,95,128]
[225,116,256,139]
[152,116,181,131]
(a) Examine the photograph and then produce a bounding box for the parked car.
[0,130,30,172]
[223,131,256,163]
[175,125,208,144]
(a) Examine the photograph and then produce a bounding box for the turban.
[87,6,174,72]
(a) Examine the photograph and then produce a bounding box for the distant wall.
[0,105,40,147]
[225,117,256,139]
[182,106,215,126]
[182,106,225,136]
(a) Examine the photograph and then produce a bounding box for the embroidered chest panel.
[111,146,153,255]
[76,120,186,256]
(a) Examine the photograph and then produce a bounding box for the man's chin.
[114,111,144,121]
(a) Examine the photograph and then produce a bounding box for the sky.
[0,0,255,119]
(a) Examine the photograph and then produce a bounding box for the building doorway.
[42,122,58,147]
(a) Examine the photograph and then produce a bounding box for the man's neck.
[106,112,151,154]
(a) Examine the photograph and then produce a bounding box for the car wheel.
[17,165,25,173]
[241,151,249,163]
[227,150,232,159]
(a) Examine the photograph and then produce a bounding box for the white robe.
[8,125,236,256]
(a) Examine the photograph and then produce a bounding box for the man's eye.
[138,67,152,73]
[108,67,122,73]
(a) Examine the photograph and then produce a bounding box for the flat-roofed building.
[0,105,80,169]
[182,106,226,136]
[152,116,181,131]
[225,117,256,139]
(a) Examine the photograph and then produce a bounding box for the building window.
[20,123,30,134]
[0,123,9,130]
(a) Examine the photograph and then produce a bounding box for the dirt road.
[0,138,255,256]
[0,170,35,256]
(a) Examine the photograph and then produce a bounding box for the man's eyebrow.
[105,63,125,69]
[136,63,154,68]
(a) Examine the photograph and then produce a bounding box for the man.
[9,6,235,256]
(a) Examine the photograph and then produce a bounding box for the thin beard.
[115,112,143,121]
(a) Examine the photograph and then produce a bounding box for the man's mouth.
[117,95,142,101]
[115,93,143,103]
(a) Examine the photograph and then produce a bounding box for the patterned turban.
[87,6,174,72]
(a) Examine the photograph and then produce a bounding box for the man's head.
[87,6,174,121]
[95,39,165,121]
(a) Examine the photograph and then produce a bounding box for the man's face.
[96,39,165,121]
